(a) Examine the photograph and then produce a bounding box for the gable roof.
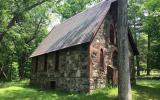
[31,0,116,57]
[31,0,139,57]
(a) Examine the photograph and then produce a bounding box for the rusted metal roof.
[31,0,116,57]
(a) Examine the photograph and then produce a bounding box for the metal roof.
[31,0,116,57]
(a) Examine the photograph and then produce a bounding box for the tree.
[128,0,142,77]
[142,0,160,75]
[0,0,62,42]
[54,0,96,19]
[0,0,54,80]
[117,0,132,99]
[0,0,96,80]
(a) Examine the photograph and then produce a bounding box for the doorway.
[50,81,56,89]
[107,66,114,87]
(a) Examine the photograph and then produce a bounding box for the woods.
[0,0,95,80]
[0,0,52,80]
[130,0,160,75]
[0,0,160,100]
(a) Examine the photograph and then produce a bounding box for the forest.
[0,0,160,100]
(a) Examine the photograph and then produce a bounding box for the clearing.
[0,80,160,100]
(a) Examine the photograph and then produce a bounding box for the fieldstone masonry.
[30,7,135,93]
[89,13,119,92]
[31,43,90,92]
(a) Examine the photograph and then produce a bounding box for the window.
[110,24,115,44]
[44,54,48,72]
[35,57,38,73]
[55,51,59,71]
[100,48,104,69]
[38,55,45,71]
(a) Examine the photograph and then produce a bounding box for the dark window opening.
[50,81,56,89]
[112,51,118,68]
[44,54,48,72]
[35,57,38,73]
[55,51,59,71]
[110,24,115,44]
[100,48,104,70]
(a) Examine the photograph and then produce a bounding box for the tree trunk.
[136,55,140,76]
[134,28,140,76]
[130,56,136,86]
[117,0,132,100]
[133,11,140,77]
[10,63,12,80]
[18,52,26,80]
[147,32,151,75]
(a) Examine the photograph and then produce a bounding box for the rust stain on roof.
[31,0,116,57]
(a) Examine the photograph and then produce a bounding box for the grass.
[0,80,160,100]
[132,80,160,100]
[139,70,160,78]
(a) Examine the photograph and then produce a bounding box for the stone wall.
[89,12,118,92]
[30,7,136,93]
[89,11,136,92]
[30,43,90,92]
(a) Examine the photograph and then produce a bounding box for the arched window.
[100,48,104,70]
[112,51,118,68]
[110,24,114,44]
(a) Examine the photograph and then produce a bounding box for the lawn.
[0,80,160,100]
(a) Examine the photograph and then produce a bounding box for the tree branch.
[0,0,48,42]
[25,17,43,44]
[25,0,48,12]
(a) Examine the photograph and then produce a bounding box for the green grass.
[139,70,160,77]
[0,80,160,100]
[132,80,160,100]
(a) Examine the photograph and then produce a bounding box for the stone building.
[30,0,138,92]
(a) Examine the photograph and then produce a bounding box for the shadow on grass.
[133,84,160,100]
[0,81,117,100]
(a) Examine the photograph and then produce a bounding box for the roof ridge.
[31,0,116,57]
[53,0,105,29]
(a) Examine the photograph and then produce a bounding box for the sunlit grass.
[132,80,160,100]
[0,80,28,88]
[140,70,160,77]
[0,80,160,100]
